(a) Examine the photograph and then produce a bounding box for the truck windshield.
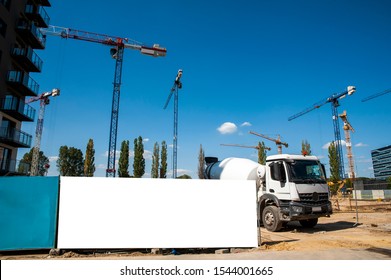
[287,160,326,184]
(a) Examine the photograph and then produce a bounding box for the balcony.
[0,159,30,176]
[0,95,36,122]
[0,126,32,148]
[25,4,50,28]
[7,71,39,96]
[35,0,51,7]
[16,20,46,49]
[11,47,43,72]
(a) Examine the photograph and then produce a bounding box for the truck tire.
[262,205,282,232]
[299,218,318,228]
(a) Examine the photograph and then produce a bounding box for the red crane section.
[42,25,167,56]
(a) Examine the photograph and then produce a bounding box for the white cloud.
[322,140,346,149]
[217,122,238,134]
[143,138,150,142]
[48,156,58,162]
[97,163,106,169]
[143,150,153,160]
[240,122,252,127]
[103,150,121,157]
[355,142,368,147]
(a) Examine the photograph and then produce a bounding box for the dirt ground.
[1,197,391,260]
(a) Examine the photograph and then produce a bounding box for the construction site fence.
[352,189,391,200]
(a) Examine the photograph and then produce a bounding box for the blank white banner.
[57,177,258,249]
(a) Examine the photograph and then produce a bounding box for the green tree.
[19,148,49,176]
[160,140,168,178]
[257,141,267,165]
[151,142,160,178]
[84,139,95,177]
[328,141,340,182]
[177,174,192,179]
[118,140,130,177]
[301,140,312,156]
[133,136,145,178]
[57,146,84,176]
[198,144,205,179]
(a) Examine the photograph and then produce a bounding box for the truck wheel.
[262,205,282,232]
[299,218,318,228]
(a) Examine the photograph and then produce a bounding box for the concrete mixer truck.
[204,154,332,232]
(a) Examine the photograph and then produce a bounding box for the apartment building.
[0,0,51,175]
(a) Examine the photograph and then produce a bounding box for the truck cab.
[259,154,332,231]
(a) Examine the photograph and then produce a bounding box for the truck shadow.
[282,220,358,233]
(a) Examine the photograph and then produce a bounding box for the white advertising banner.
[57,177,258,249]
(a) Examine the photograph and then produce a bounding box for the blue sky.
[21,0,391,178]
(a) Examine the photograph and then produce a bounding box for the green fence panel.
[0,176,59,251]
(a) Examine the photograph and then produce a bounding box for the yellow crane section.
[339,110,355,179]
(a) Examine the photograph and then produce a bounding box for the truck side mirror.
[270,162,286,183]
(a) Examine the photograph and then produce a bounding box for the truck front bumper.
[280,201,333,221]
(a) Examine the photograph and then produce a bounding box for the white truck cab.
[204,154,333,232]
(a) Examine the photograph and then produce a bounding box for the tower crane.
[288,86,356,179]
[163,69,183,178]
[26,88,60,176]
[40,25,167,177]
[361,88,391,102]
[339,110,355,179]
[249,131,288,154]
[220,143,271,151]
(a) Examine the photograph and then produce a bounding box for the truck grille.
[299,192,329,206]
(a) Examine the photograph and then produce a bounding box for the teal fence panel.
[0,176,59,251]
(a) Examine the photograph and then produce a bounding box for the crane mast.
[26,88,60,176]
[41,25,166,177]
[249,131,288,154]
[163,69,182,178]
[220,143,271,151]
[288,86,356,179]
[339,110,355,179]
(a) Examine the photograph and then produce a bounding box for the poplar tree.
[198,144,205,179]
[257,141,267,165]
[118,140,130,177]
[160,140,168,178]
[151,142,160,178]
[328,141,340,182]
[133,136,145,178]
[84,139,95,177]
[57,146,84,176]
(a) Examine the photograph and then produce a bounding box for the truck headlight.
[292,206,303,213]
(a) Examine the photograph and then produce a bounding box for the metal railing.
[7,71,40,96]
[17,20,46,48]
[0,126,32,147]
[12,47,43,72]
[0,95,36,120]
[25,4,50,27]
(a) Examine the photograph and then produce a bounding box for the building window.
[0,18,7,37]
